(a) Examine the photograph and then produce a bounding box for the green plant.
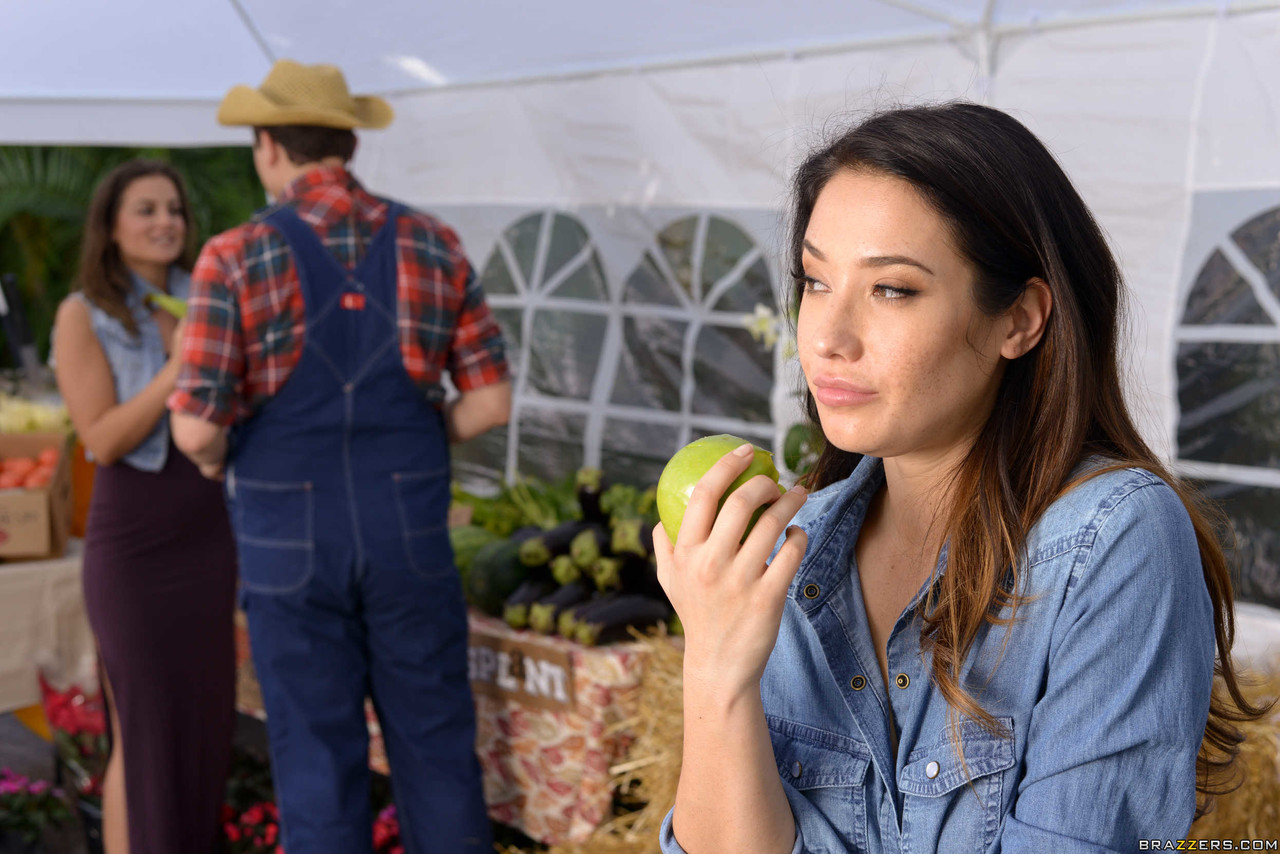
[0,144,260,363]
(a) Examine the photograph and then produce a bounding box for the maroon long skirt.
[82,440,237,854]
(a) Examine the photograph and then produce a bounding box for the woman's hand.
[654,443,808,699]
[165,317,187,362]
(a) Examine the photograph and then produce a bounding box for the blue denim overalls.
[230,204,491,853]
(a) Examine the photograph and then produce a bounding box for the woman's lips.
[812,377,876,407]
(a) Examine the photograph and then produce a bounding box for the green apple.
[656,434,782,544]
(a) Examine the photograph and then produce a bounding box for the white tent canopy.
[3,0,1280,600]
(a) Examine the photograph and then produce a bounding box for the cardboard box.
[0,433,72,559]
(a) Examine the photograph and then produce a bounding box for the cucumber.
[465,539,529,616]
[449,524,502,584]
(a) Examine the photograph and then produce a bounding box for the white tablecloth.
[0,539,96,713]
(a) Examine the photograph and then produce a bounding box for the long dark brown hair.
[788,102,1270,816]
[76,160,195,336]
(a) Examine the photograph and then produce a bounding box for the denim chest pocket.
[229,475,315,594]
[391,469,452,580]
[767,716,871,853]
[899,717,1015,852]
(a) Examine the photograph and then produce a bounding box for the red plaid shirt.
[169,166,508,426]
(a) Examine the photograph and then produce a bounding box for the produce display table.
[0,539,95,713]
[235,609,657,845]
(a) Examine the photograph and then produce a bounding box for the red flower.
[225,824,241,842]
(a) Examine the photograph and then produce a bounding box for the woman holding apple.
[655,103,1268,854]
[52,160,237,854]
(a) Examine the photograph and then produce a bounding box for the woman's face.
[112,174,186,272]
[797,169,1009,465]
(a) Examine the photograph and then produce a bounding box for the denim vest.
[660,455,1215,853]
[69,269,190,472]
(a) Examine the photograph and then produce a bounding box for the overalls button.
[925,760,940,779]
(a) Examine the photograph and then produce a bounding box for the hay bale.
[1190,664,1280,840]
[501,626,686,854]
[497,650,1280,852]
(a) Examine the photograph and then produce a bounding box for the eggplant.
[550,554,581,586]
[574,595,673,646]
[556,592,620,638]
[509,525,544,545]
[502,578,557,629]
[519,519,592,567]
[589,554,663,598]
[527,579,593,634]
[576,467,606,525]
[609,517,653,559]
[569,524,611,568]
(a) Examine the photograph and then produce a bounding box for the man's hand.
[445,380,512,444]
[198,461,225,481]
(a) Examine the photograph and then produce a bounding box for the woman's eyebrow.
[803,240,934,277]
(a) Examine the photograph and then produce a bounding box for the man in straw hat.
[169,59,508,852]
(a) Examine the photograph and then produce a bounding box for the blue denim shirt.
[66,269,190,472]
[660,455,1215,853]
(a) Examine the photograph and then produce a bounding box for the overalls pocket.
[229,474,315,594]
[899,717,1016,851]
[391,469,452,580]
[767,716,872,853]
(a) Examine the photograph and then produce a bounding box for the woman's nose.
[810,303,861,360]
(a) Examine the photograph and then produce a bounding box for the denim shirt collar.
[790,456,948,614]
[127,267,191,323]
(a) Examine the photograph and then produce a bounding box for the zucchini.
[465,539,530,616]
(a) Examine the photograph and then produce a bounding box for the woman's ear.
[1001,278,1052,359]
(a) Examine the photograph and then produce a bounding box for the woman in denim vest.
[52,160,237,854]
[656,104,1270,853]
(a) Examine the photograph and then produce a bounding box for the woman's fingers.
[677,443,757,547]
[763,526,809,597]
[708,474,788,549]
[734,484,808,570]
[653,522,674,591]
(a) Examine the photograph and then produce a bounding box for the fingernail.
[733,443,753,457]
[790,485,807,496]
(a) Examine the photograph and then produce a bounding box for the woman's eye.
[873,284,916,300]
[801,276,829,294]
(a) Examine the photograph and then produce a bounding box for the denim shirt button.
[925,760,940,779]
[802,583,820,599]
[791,761,803,778]
[850,675,866,691]
[895,673,910,689]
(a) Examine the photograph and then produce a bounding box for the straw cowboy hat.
[217,59,393,130]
